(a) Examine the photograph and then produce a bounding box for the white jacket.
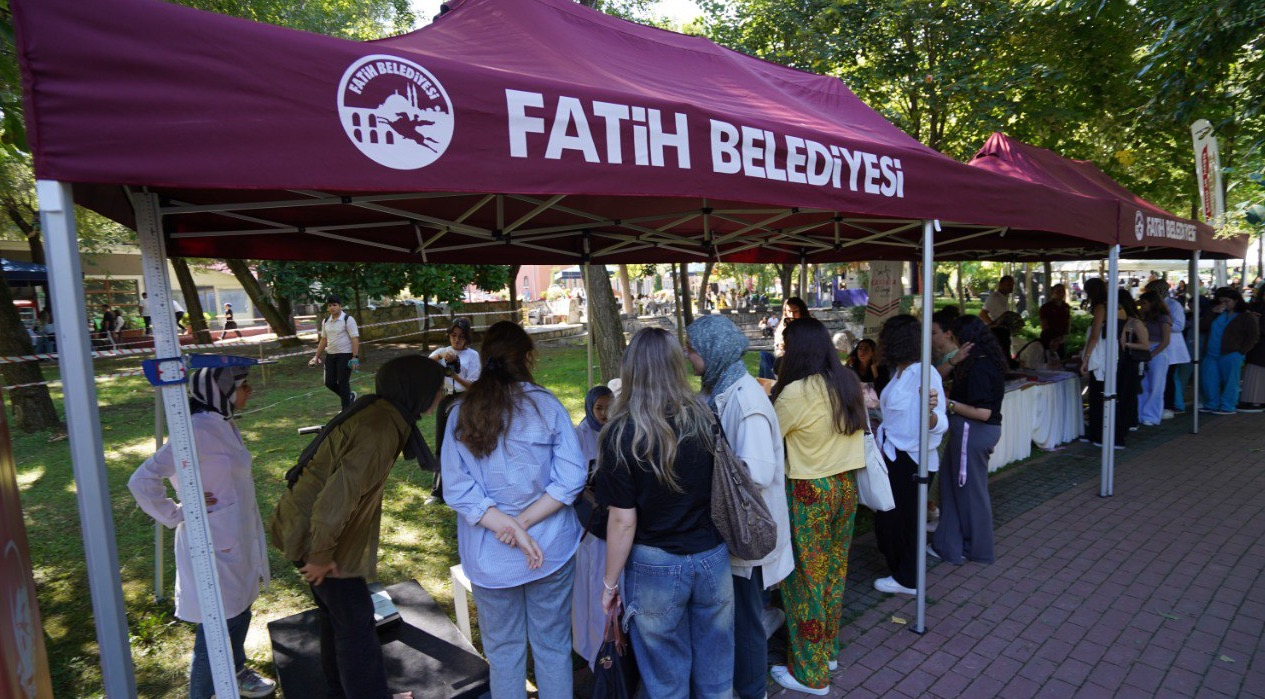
[714,373,794,588]
[128,412,269,622]
[1164,297,1191,365]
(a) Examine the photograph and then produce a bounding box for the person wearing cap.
[218,302,243,341]
[127,365,276,699]
[424,318,481,504]
[309,295,361,410]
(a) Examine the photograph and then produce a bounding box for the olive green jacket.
[269,399,409,580]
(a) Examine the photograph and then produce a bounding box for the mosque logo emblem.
[1135,211,1145,241]
[338,54,454,170]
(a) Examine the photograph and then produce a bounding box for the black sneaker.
[1237,403,1264,413]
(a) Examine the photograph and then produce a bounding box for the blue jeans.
[1201,352,1245,412]
[189,607,250,699]
[732,566,767,699]
[624,542,734,699]
[471,557,575,699]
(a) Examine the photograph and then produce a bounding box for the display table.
[988,371,1082,472]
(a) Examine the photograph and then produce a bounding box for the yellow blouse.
[773,375,866,479]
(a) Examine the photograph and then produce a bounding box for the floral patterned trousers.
[783,470,858,689]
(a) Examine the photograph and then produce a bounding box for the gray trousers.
[933,415,1000,564]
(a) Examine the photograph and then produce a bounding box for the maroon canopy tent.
[15,0,1140,265]
[969,133,1246,259]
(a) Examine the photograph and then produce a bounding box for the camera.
[445,356,461,377]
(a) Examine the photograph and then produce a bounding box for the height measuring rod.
[134,192,240,697]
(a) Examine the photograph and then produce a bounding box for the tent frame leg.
[37,179,139,698]
[1100,246,1120,497]
[1191,252,1201,434]
[914,219,937,634]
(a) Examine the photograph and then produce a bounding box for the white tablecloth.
[988,371,1083,472]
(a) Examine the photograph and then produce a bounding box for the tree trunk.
[777,263,795,302]
[223,258,299,347]
[584,264,625,383]
[171,258,212,344]
[678,262,694,328]
[1043,260,1053,303]
[698,261,715,311]
[956,262,965,304]
[1025,263,1038,316]
[0,271,59,431]
[617,264,634,315]
[508,264,522,319]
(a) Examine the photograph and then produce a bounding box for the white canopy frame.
[152,187,1194,264]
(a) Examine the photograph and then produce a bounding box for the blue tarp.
[1,258,48,283]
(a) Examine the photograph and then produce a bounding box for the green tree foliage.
[699,0,1263,225]
[257,260,509,313]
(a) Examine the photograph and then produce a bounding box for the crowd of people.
[124,272,1265,699]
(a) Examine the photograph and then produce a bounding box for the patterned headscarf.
[685,315,749,409]
[188,366,250,419]
[582,385,613,431]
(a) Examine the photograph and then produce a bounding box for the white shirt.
[171,298,185,313]
[876,363,949,472]
[713,373,794,587]
[1164,297,1191,365]
[128,413,269,622]
[321,312,359,354]
[982,291,1009,324]
[428,345,481,394]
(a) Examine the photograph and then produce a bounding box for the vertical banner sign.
[1191,119,1227,286]
[0,392,55,699]
[864,261,904,338]
[1191,119,1225,224]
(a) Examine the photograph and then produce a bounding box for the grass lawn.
[11,342,607,698]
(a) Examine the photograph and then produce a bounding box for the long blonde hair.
[600,327,714,492]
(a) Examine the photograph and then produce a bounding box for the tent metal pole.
[1192,251,1201,433]
[583,262,594,388]
[36,180,138,698]
[154,389,166,602]
[133,192,240,698]
[1101,246,1120,497]
[915,219,937,634]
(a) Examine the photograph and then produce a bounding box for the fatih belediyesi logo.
[338,54,454,170]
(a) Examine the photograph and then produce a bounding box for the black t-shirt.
[951,359,1005,425]
[594,423,722,555]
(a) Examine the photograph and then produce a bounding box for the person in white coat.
[1145,279,1191,416]
[686,315,793,699]
[128,366,275,699]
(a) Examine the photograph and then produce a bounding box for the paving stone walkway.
[776,411,1265,697]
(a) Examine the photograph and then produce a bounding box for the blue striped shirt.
[442,384,586,589]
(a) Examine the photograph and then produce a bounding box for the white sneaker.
[828,658,838,671]
[770,666,829,696]
[874,576,917,596]
[761,607,785,638]
[1161,409,1175,420]
[236,667,276,698]
[926,544,941,560]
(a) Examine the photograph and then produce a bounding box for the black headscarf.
[287,355,444,488]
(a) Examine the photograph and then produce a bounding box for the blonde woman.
[594,327,733,698]
[770,317,868,696]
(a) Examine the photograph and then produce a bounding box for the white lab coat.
[714,373,794,587]
[128,412,269,622]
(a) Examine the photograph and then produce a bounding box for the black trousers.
[873,449,921,589]
[310,577,389,699]
[431,392,461,500]
[324,353,353,410]
[1086,360,1139,445]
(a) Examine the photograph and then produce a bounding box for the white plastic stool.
[450,563,475,645]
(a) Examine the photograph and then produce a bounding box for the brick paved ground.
[768,412,1265,697]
